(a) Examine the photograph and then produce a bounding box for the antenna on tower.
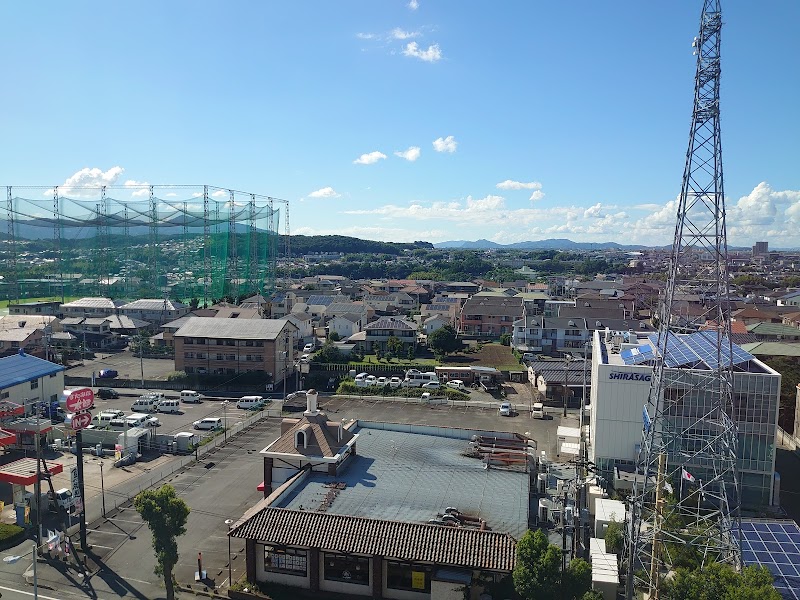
[625,1,740,597]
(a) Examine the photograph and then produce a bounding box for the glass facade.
[387,561,433,593]
[323,553,370,585]
[263,545,307,576]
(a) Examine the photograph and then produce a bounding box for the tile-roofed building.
[118,298,190,325]
[363,317,416,353]
[213,306,261,320]
[173,317,296,379]
[459,295,524,337]
[747,322,800,342]
[60,297,121,318]
[232,415,527,597]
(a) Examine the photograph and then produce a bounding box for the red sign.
[65,388,95,413]
[70,412,93,431]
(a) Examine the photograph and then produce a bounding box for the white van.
[157,399,181,414]
[532,402,545,419]
[131,396,161,413]
[92,412,121,427]
[237,396,265,410]
[402,370,439,388]
[354,373,369,387]
[126,413,150,428]
[180,390,202,404]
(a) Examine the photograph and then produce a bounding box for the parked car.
[376,377,388,387]
[144,415,161,427]
[365,375,377,386]
[532,402,545,419]
[299,354,311,363]
[446,380,466,391]
[237,396,265,410]
[303,343,315,353]
[389,376,402,389]
[499,402,512,417]
[180,390,203,403]
[421,381,440,390]
[286,390,308,401]
[97,388,119,399]
[193,417,223,430]
[98,369,118,379]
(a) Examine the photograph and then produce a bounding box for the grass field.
[0,296,78,308]
[442,342,522,371]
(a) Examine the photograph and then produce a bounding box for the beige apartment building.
[173,318,296,383]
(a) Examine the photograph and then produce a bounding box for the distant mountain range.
[434,238,648,250]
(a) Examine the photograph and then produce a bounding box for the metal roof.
[61,297,119,309]
[173,317,292,340]
[0,352,65,390]
[120,298,187,311]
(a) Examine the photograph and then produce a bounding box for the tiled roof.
[266,413,354,458]
[230,507,517,571]
[0,352,64,389]
[120,299,187,311]
[365,317,415,330]
[747,322,800,337]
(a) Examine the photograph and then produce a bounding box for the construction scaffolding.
[0,185,283,305]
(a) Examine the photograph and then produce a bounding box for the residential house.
[458,295,523,337]
[328,314,364,341]
[747,322,800,342]
[778,291,800,307]
[173,317,297,382]
[118,299,190,326]
[420,302,458,327]
[281,312,314,347]
[268,292,297,319]
[213,306,261,320]
[362,317,417,353]
[60,317,117,350]
[0,328,44,358]
[7,301,61,316]
[60,297,121,319]
[422,314,449,336]
[444,281,480,295]
[0,351,65,419]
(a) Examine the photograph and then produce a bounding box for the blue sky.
[1,1,798,247]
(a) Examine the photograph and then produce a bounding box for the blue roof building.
[0,350,65,390]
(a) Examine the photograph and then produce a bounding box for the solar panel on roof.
[620,345,655,366]
[648,333,698,368]
[739,520,800,599]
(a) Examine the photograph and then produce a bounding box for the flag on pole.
[682,468,696,483]
[663,481,674,494]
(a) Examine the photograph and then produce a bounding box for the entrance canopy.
[0,457,63,486]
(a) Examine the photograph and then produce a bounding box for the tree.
[581,592,605,600]
[427,325,462,357]
[327,330,340,342]
[564,558,592,600]
[662,563,780,600]
[513,529,561,600]
[387,335,403,358]
[604,519,624,554]
[406,345,415,361]
[134,485,191,600]
[500,332,512,346]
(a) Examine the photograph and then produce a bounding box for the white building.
[0,351,65,417]
[589,329,780,508]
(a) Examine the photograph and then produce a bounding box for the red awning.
[257,481,265,492]
[0,458,64,486]
[0,428,16,446]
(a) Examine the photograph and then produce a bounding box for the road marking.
[0,583,103,600]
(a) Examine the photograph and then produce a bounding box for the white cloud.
[394,146,421,162]
[432,135,457,153]
[46,166,125,197]
[408,0,419,10]
[529,190,546,202]
[123,179,150,197]
[356,32,376,40]
[353,151,387,165]
[211,190,227,198]
[308,186,341,199]
[496,180,542,191]
[392,28,420,40]
[403,42,442,62]
[165,192,179,197]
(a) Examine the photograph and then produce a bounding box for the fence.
[64,375,268,394]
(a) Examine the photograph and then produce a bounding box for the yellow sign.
[412,571,425,590]
[24,505,30,524]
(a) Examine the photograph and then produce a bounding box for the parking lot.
[67,350,177,382]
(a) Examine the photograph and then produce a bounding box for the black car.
[97,388,119,399]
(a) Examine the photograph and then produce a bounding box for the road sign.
[65,388,94,413]
[70,411,93,431]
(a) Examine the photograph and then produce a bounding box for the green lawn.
[0,295,78,308]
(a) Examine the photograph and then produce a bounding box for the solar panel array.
[739,520,800,599]
[620,344,655,365]
[646,331,755,370]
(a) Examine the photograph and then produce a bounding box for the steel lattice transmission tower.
[625,1,741,597]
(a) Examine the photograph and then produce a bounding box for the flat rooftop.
[274,424,529,538]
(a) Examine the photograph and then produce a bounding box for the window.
[184,352,194,359]
[387,561,433,592]
[264,546,307,576]
[216,354,224,360]
[323,553,369,585]
[255,341,264,347]
[1,391,9,399]
[50,394,57,402]
[226,354,236,361]
[30,380,39,390]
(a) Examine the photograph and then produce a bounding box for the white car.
[193,417,223,430]
[446,380,466,391]
[303,343,315,353]
[499,402,512,417]
[421,381,440,390]
[144,415,161,427]
[376,376,388,386]
[532,402,545,419]
[389,376,402,389]
[365,375,377,386]
[299,354,311,363]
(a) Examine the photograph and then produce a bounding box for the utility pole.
[562,355,571,418]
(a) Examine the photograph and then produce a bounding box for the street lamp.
[563,354,572,418]
[225,518,234,586]
[222,400,229,442]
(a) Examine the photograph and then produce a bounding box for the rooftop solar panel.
[739,520,800,599]
[646,330,756,370]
